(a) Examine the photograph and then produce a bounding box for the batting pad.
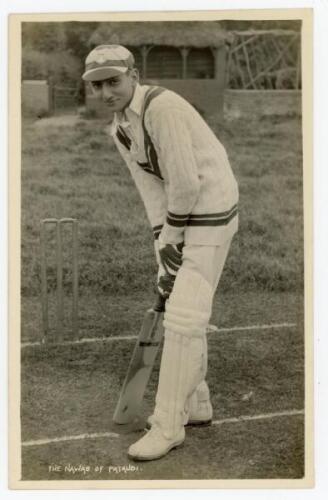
[153,269,213,438]
[163,267,213,336]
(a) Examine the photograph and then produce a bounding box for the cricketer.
[82,44,239,461]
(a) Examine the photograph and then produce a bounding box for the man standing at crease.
[82,44,239,461]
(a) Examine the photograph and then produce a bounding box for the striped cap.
[82,45,135,81]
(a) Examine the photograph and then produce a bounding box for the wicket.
[40,218,79,342]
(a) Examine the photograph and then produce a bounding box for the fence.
[53,86,79,110]
[226,30,301,90]
[224,89,301,120]
[22,80,79,115]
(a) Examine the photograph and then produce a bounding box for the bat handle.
[153,293,166,312]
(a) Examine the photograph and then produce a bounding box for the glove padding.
[158,241,184,276]
[157,272,176,299]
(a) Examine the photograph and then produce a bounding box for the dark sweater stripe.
[187,208,238,227]
[167,211,190,220]
[116,126,131,150]
[166,216,188,227]
[140,87,165,180]
[189,204,238,220]
[153,224,163,239]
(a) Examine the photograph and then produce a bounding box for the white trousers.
[180,238,232,387]
[153,237,232,437]
[182,238,232,290]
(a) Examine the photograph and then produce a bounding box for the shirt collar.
[128,83,147,116]
[108,83,148,136]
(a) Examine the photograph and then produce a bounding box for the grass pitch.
[21,323,304,480]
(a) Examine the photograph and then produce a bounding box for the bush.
[22,48,82,86]
[21,104,52,120]
[78,107,98,120]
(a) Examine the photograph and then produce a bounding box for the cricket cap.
[82,45,135,81]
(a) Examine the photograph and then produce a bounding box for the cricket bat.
[113,293,166,424]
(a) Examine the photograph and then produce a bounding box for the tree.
[22,22,67,52]
[89,21,230,48]
[22,48,82,85]
[63,22,99,60]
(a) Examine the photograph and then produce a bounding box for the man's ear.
[130,68,139,83]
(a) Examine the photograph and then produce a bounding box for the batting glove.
[157,272,176,299]
[158,240,184,276]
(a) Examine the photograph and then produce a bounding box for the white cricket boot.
[128,423,185,461]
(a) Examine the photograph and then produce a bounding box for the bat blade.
[113,305,164,424]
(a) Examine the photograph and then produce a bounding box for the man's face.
[90,69,138,113]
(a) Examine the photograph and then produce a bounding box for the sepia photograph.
[8,8,313,489]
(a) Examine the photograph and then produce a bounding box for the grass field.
[20,103,305,482]
[21,324,304,480]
